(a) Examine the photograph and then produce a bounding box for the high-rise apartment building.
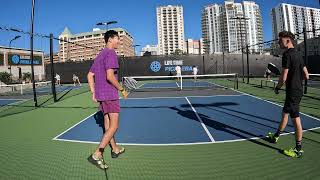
[271,3,320,41]
[157,5,185,55]
[184,39,205,54]
[201,0,263,54]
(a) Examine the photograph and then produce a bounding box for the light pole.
[8,35,21,83]
[96,21,118,31]
[9,35,21,47]
[30,0,37,107]
[230,16,249,83]
[132,44,141,56]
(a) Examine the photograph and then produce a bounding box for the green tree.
[0,72,12,84]
[22,72,32,83]
[173,49,183,55]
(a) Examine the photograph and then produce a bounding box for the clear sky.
[0,0,319,53]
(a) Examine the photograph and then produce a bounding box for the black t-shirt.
[282,48,305,93]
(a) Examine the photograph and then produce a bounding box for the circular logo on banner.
[150,61,161,72]
[11,55,20,64]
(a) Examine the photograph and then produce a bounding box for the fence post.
[50,33,57,102]
[303,27,308,94]
[246,44,249,84]
[222,51,225,74]
[202,55,205,74]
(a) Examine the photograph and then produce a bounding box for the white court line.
[52,138,99,144]
[233,89,320,122]
[53,126,320,146]
[53,138,211,146]
[185,97,215,142]
[52,112,97,140]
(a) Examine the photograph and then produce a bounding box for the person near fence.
[266,31,309,158]
[87,30,128,169]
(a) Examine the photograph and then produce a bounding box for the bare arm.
[106,69,123,90]
[87,72,97,102]
[276,69,289,89]
[303,66,309,80]
[107,69,128,98]
[87,72,95,93]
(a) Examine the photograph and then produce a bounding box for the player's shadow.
[93,111,117,152]
[180,102,295,129]
[169,106,282,152]
[94,111,106,133]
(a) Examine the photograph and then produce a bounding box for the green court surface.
[0,80,319,180]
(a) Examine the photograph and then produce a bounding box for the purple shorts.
[99,100,120,114]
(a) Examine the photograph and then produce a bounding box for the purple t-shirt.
[89,48,119,101]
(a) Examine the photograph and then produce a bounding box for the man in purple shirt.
[87,30,128,169]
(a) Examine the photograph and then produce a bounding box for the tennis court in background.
[0,81,82,99]
[0,99,22,106]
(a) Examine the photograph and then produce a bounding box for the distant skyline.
[0,0,319,54]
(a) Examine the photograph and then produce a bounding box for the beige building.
[44,52,59,64]
[157,5,185,55]
[58,27,134,62]
[0,46,45,81]
[184,39,205,54]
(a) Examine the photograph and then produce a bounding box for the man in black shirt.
[266,31,309,158]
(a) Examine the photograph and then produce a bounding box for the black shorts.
[283,91,303,118]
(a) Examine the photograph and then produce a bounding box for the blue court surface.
[0,99,21,106]
[54,94,320,145]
